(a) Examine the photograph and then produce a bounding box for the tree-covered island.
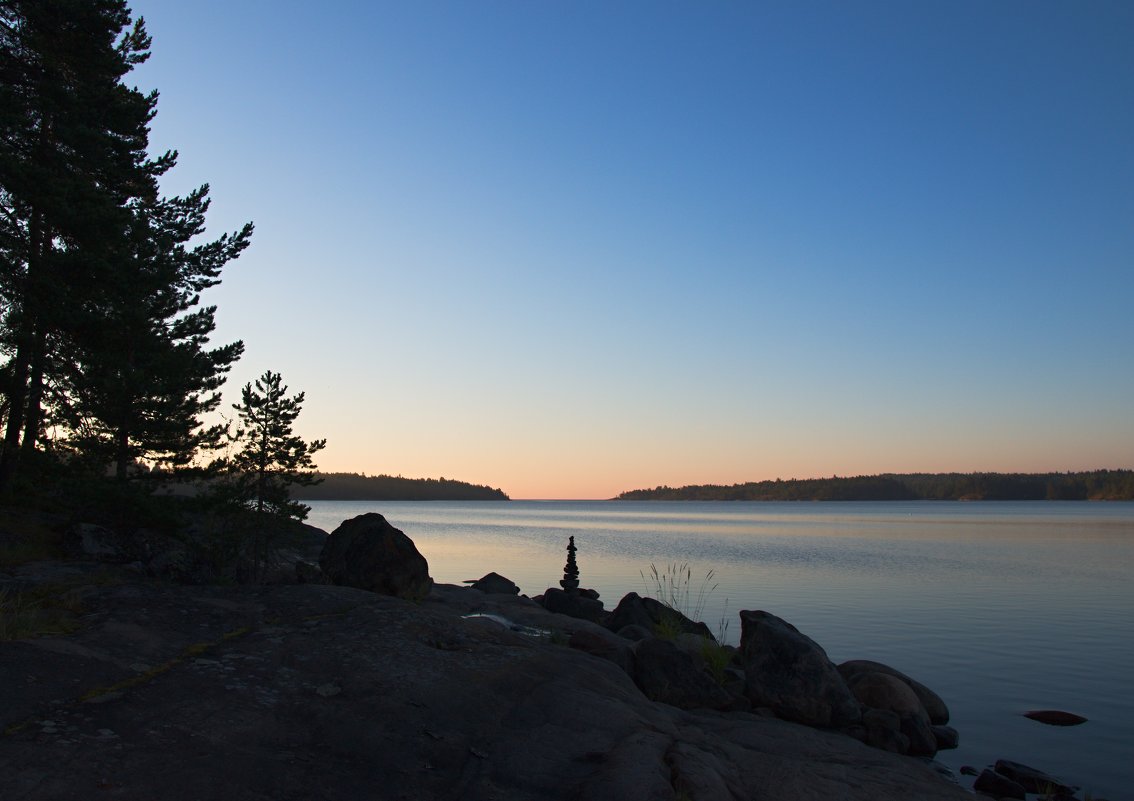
[291,472,509,501]
[615,470,1134,501]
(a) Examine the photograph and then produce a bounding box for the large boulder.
[738,610,860,728]
[837,659,950,724]
[605,592,714,640]
[319,513,431,600]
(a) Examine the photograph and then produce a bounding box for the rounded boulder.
[319,513,432,600]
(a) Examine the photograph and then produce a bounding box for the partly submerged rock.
[319,513,431,599]
[1023,709,1088,726]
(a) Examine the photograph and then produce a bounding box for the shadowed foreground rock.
[319,512,432,599]
[0,564,972,801]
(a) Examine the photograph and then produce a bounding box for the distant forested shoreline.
[291,473,509,501]
[615,471,1134,502]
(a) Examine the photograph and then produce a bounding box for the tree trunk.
[0,343,30,494]
[20,325,46,456]
[115,426,130,481]
[0,204,45,493]
[17,206,52,460]
[256,427,269,514]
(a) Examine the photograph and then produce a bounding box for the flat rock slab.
[0,566,972,801]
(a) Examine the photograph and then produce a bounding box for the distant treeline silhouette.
[615,470,1134,502]
[291,472,509,501]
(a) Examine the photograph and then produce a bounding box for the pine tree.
[229,371,326,520]
[0,0,172,490]
[1,1,251,492]
[64,188,251,478]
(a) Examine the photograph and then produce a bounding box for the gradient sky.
[127,1,1134,499]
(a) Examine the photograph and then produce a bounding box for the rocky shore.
[0,511,1084,800]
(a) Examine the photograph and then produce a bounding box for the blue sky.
[129,1,1134,498]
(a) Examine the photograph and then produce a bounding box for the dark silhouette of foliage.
[0,0,166,488]
[63,187,250,479]
[291,472,509,501]
[0,0,250,494]
[226,370,326,520]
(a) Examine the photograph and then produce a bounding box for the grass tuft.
[640,561,719,623]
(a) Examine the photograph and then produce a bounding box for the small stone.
[315,683,341,697]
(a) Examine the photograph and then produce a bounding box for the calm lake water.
[305,500,1134,798]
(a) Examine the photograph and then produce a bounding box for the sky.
[126,1,1134,499]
